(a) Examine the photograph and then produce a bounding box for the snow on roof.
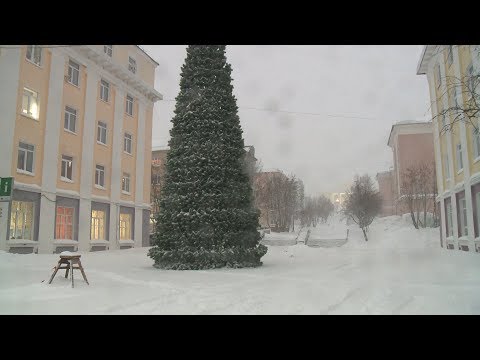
[387,120,433,147]
[152,145,170,152]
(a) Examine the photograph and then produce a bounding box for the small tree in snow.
[400,162,436,229]
[343,174,382,242]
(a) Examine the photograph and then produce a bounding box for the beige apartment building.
[0,45,162,254]
[417,45,480,252]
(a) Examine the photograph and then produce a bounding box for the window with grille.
[55,206,74,240]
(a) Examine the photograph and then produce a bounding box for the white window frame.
[119,213,132,240]
[95,164,105,188]
[64,106,77,133]
[124,133,133,155]
[126,94,134,116]
[473,125,480,162]
[61,155,74,182]
[17,142,35,175]
[10,201,35,240]
[67,60,80,87]
[122,173,131,194]
[447,45,453,67]
[452,86,461,108]
[456,143,463,172]
[436,64,442,88]
[446,200,453,237]
[97,121,107,145]
[104,45,113,57]
[458,194,468,237]
[22,87,40,120]
[445,153,451,180]
[26,45,42,66]
[55,206,75,240]
[128,56,137,74]
[91,210,106,241]
[466,62,476,96]
[100,79,110,102]
[476,192,480,238]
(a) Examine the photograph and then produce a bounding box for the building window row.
[15,140,133,194]
[8,201,133,242]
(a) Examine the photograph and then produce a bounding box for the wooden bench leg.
[78,260,89,285]
[71,260,74,288]
[48,260,62,284]
[65,261,70,279]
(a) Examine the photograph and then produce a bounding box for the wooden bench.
[48,253,89,288]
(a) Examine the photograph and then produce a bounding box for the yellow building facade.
[417,45,480,252]
[0,45,162,254]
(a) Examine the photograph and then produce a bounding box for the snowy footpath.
[1,216,480,314]
[306,218,348,248]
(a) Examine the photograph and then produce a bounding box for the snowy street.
[1,216,479,315]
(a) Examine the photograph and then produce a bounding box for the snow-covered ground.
[1,215,479,314]
[261,227,304,246]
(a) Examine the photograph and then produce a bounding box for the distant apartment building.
[151,145,169,222]
[384,121,435,216]
[417,45,480,252]
[253,170,288,228]
[0,45,162,254]
[376,170,395,217]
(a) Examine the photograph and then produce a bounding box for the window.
[452,86,460,108]
[95,165,105,188]
[17,142,34,174]
[436,64,442,88]
[91,210,106,240]
[126,94,134,116]
[61,155,73,181]
[104,45,113,57]
[67,60,80,86]
[124,133,132,154]
[55,206,74,240]
[458,194,468,237]
[473,127,480,160]
[64,106,77,133]
[100,79,110,102]
[97,121,107,144]
[26,45,42,66]
[445,153,451,180]
[476,192,480,237]
[456,143,463,171]
[152,173,161,185]
[439,113,446,129]
[9,201,34,240]
[446,200,453,237]
[22,88,39,119]
[447,45,453,66]
[128,56,136,74]
[122,173,130,193]
[467,63,476,95]
[119,213,131,240]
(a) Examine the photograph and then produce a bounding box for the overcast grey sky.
[142,45,430,196]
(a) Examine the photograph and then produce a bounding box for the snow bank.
[261,230,300,246]
[344,216,440,250]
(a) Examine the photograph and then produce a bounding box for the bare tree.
[253,171,299,232]
[317,195,334,223]
[342,174,382,242]
[400,162,436,229]
[434,47,479,134]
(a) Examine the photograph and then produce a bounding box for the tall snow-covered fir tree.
[148,45,268,270]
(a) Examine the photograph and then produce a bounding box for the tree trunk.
[423,195,427,228]
[410,209,419,229]
[362,228,368,242]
